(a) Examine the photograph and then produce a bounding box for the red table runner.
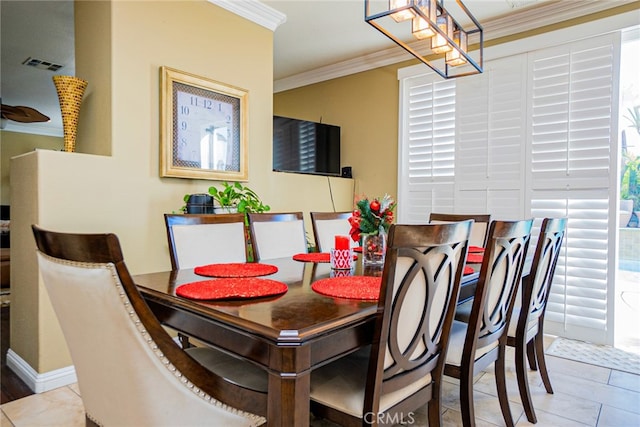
[194,263,278,278]
[176,278,288,300]
[311,276,382,300]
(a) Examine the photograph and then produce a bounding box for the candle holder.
[330,248,353,270]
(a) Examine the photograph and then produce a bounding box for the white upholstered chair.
[310,221,473,427]
[429,213,492,248]
[310,211,354,252]
[444,219,533,427]
[32,225,267,427]
[164,213,247,269]
[507,217,566,423]
[247,212,307,260]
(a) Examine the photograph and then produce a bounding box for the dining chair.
[247,212,307,260]
[164,213,247,269]
[506,217,566,423]
[429,213,492,248]
[32,225,268,427]
[310,220,474,427]
[444,218,533,427]
[310,211,354,252]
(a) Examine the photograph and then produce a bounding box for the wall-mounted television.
[272,115,341,177]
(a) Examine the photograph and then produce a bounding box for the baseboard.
[6,348,77,393]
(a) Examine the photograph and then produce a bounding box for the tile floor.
[2,336,639,427]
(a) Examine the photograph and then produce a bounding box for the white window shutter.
[398,75,456,224]
[455,56,527,219]
[527,34,619,344]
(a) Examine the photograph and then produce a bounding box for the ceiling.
[0,0,631,136]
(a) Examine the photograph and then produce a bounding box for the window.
[397,32,620,344]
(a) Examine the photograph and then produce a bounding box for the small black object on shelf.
[186,194,214,214]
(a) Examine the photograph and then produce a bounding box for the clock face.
[173,84,239,172]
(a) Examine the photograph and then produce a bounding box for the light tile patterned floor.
[2,337,639,426]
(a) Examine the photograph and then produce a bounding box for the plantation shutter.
[526,33,619,344]
[397,75,456,224]
[455,56,528,219]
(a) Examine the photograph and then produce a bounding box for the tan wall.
[274,61,412,202]
[0,131,62,205]
[10,1,353,374]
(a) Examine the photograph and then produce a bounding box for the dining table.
[134,254,481,427]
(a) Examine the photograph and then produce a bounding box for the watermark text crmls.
[363,411,416,424]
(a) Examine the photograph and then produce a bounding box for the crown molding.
[208,0,286,31]
[274,0,636,93]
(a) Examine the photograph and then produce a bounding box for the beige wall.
[10,1,353,375]
[274,61,412,202]
[0,131,62,205]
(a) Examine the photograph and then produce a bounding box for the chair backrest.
[363,221,473,417]
[310,211,354,252]
[463,219,533,358]
[247,212,307,260]
[164,213,247,269]
[429,213,492,248]
[32,225,266,426]
[514,217,566,338]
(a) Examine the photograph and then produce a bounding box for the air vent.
[22,57,64,72]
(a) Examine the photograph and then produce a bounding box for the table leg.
[268,345,311,426]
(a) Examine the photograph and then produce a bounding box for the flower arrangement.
[348,194,396,243]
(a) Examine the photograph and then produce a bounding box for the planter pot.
[214,206,239,214]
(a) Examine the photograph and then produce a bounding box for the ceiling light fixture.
[365,0,483,79]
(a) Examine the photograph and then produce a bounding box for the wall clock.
[160,66,248,180]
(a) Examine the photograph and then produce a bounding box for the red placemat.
[469,246,485,253]
[353,246,362,253]
[176,278,288,300]
[292,253,358,263]
[311,276,382,300]
[466,253,484,264]
[464,266,475,275]
[194,263,278,278]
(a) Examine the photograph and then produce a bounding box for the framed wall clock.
[160,66,248,180]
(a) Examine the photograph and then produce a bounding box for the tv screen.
[273,116,341,177]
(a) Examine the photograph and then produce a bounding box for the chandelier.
[365,0,483,79]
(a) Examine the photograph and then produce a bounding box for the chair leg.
[459,369,476,427]
[527,339,537,370]
[428,394,442,427]
[495,347,515,427]
[534,333,553,394]
[515,338,537,423]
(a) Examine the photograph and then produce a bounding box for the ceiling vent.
[22,57,64,72]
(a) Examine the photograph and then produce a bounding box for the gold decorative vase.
[53,75,88,152]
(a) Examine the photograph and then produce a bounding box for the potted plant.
[207,181,270,215]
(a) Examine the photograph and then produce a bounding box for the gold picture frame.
[160,66,248,181]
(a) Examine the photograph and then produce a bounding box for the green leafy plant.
[207,182,270,214]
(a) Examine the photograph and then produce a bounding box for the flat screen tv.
[272,116,341,177]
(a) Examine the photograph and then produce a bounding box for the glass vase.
[362,230,386,267]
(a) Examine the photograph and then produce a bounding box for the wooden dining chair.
[429,213,492,248]
[310,211,354,252]
[310,220,473,427]
[164,213,247,269]
[32,225,267,426]
[247,212,307,260]
[507,217,566,423]
[444,219,533,427]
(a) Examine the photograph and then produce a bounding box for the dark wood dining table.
[134,256,480,427]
